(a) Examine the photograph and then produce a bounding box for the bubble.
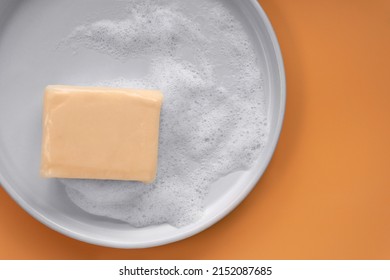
[60,0,269,228]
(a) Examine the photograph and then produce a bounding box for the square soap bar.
[40,85,163,183]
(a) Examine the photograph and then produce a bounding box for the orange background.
[1,0,389,259]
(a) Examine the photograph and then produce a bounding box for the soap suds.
[61,0,268,227]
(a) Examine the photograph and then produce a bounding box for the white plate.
[0,0,285,248]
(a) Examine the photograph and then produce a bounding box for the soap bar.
[40,85,163,183]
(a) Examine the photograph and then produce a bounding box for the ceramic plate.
[0,0,285,248]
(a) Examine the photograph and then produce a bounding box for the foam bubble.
[61,0,204,60]
[61,0,269,227]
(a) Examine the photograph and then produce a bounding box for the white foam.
[61,0,269,227]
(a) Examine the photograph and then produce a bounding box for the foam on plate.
[61,0,269,227]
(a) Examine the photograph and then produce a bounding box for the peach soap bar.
[40,85,163,182]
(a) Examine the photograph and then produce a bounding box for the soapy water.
[61,0,269,227]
